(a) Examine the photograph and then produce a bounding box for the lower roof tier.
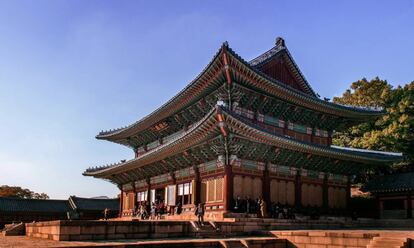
[84,106,402,185]
[362,172,414,193]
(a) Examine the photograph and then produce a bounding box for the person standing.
[195,203,205,226]
[245,197,250,214]
[103,208,110,220]
[260,198,267,218]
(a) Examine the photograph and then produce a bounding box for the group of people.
[133,200,165,220]
[233,196,297,219]
[133,200,186,220]
[131,200,205,226]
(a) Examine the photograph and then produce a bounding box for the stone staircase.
[219,238,285,248]
[219,240,247,248]
[1,222,25,236]
[366,236,409,248]
[190,221,224,238]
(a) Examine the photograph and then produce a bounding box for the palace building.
[84,37,402,218]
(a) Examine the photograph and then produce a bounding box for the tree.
[333,77,414,173]
[0,185,50,199]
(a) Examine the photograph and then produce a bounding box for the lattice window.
[216,177,224,201]
[252,178,262,198]
[203,177,224,203]
[277,181,286,204]
[201,181,207,203]
[137,191,148,202]
[207,180,215,202]
[233,176,243,198]
[286,181,295,205]
[301,184,310,206]
[177,182,192,205]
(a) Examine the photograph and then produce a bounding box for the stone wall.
[271,231,378,248]
[26,220,193,241]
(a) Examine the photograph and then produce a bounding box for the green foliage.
[0,185,49,199]
[333,77,414,172]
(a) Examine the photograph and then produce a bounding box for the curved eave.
[97,42,385,144]
[226,46,385,119]
[365,188,414,194]
[85,108,220,178]
[362,173,414,193]
[97,42,384,143]
[96,44,227,141]
[221,108,402,165]
[86,106,401,180]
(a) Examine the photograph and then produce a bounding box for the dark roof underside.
[69,196,119,211]
[363,172,414,193]
[0,197,71,213]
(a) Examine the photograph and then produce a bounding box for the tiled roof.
[84,106,402,182]
[0,197,71,213]
[69,196,119,211]
[248,41,317,97]
[362,172,414,193]
[96,40,384,142]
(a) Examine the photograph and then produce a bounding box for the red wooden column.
[193,166,201,206]
[346,176,351,209]
[132,182,137,213]
[223,163,234,211]
[262,163,271,207]
[377,197,383,218]
[119,188,124,218]
[407,193,412,219]
[294,170,302,208]
[322,174,329,211]
[146,177,151,203]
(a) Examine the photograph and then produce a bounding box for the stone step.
[367,246,403,248]
[2,222,25,236]
[366,236,407,248]
[219,240,246,248]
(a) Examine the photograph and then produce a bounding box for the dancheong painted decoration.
[84,37,402,218]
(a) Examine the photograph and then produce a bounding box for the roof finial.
[275,37,285,47]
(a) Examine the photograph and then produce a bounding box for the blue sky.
[0,1,413,199]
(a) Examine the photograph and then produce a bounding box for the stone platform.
[23,218,414,247]
[0,235,286,248]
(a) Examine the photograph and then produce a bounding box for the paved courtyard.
[0,235,281,248]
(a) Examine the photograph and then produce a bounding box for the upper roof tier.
[96,38,384,143]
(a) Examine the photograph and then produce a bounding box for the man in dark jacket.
[195,203,205,226]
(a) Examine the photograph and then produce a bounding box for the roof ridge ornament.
[275,37,285,48]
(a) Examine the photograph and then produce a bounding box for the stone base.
[25,218,414,244]
[26,220,195,241]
